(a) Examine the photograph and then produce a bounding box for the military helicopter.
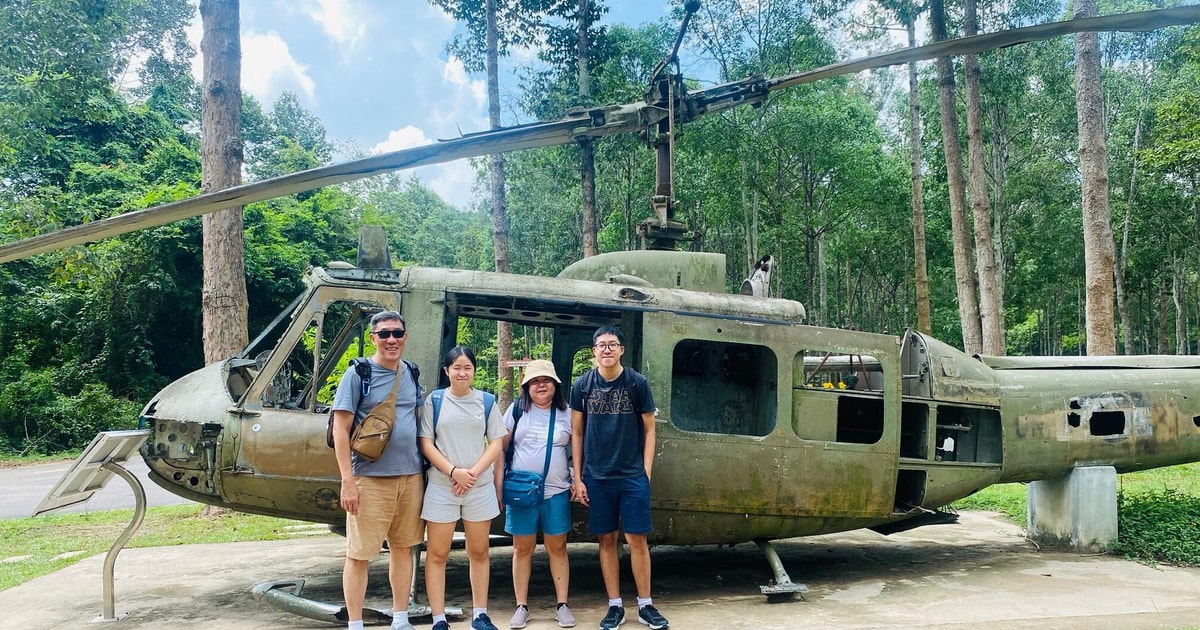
[5,0,1200,617]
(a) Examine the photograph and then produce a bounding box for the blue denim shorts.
[504,489,572,536]
[583,474,652,535]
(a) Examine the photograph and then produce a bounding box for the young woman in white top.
[419,345,507,630]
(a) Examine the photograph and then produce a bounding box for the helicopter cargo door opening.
[640,313,900,541]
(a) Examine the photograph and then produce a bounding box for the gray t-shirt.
[503,402,571,499]
[332,358,423,477]
[419,388,507,490]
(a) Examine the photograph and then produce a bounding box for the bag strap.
[505,401,555,477]
[504,398,523,468]
[432,388,494,445]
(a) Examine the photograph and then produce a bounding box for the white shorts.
[421,480,501,523]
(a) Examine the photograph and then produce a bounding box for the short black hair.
[370,310,404,330]
[442,344,477,370]
[593,324,623,345]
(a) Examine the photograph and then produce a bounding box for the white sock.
[392,610,409,625]
[474,607,487,619]
[433,614,447,624]
[637,597,653,608]
[349,621,365,630]
[608,598,622,608]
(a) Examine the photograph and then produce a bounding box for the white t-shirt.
[503,402,572,499]
[419,388,507,490]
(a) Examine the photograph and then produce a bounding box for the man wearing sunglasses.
[331,310,425,630]
[570,325,669,630]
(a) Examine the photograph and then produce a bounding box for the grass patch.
[0,504,327,591]
[0,451,80,468]
[950,463,1200,565]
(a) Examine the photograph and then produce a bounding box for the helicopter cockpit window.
[669,340,777,437]
[792,349,886,445]
[259,301,383,411]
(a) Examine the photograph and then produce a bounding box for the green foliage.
[953,464,1200,566]
[1113,489,1200,566]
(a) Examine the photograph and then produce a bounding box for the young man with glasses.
[331,310,425,630]
[569,325,669,630]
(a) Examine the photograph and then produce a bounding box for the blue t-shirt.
[569,367,655,480]
[332,358,423,476]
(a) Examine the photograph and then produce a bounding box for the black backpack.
[325,358,421,449]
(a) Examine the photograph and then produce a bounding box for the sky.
[184,1,675,208]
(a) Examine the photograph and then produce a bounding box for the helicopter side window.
[669,340,777,437]
[793,349,886,445]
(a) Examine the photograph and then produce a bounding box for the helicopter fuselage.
[139,252,1200,544]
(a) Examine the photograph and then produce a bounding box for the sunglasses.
[373,329,406,339]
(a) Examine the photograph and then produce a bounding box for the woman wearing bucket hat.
[500,359,576,628]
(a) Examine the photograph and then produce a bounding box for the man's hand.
[340,478,360,515]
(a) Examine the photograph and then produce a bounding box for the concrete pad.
[2,512,1199,629]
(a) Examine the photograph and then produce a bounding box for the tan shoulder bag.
[349,365,405,461]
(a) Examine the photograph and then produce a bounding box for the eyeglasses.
[373,329,406,339]
[594,342,622,351]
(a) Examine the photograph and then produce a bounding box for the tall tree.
[434,0,551,406]
[199,0,248,366]
[964,0,1003,354]
[1074,0,1116,355]
[577,0,598,257]
[931,0,983,354]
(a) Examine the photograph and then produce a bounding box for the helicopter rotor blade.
[692,5,1200,116]
[0,104,649,263]
[2,6,1197,263]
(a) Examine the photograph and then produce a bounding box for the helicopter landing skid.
[754,539,808,603]
[251,579,464,624]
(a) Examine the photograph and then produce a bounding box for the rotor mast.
[638,0,701,251]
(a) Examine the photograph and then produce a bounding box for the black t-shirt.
[569,367,656,480]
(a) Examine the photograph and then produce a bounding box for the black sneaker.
[637,605,668,630]
[471,613,499,630]
[599,605,625,629]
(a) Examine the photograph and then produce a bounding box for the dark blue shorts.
[583,474,652,535]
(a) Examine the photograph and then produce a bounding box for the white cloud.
[442,56,487,106]
[242,31,317,103]
[185,15,316,106]
[370,126,475,208]
[306,0,366,47]
[371,126,433,153]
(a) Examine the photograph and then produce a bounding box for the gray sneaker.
[555,603,577,628]
[508,605,529,629]
[391,623,416,630]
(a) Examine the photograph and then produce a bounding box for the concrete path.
[1,457,194,519]
[2,512,1198,629]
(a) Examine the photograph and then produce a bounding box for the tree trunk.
[931,0,982,355]
[1115,107,1142,355]
[1174,256,1187,354]
[964,0,1003,355]
[486,0,513,407]
[906,14,932,336]
[578,0,598,257]
[1074,0,1116,356]
[200,0,246,519]
[818,230,827,328]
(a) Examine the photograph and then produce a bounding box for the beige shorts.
[421,480,500,524]
[346,473,425,561]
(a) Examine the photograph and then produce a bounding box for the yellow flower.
[822,382,833,389]
[837,381,847,389]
